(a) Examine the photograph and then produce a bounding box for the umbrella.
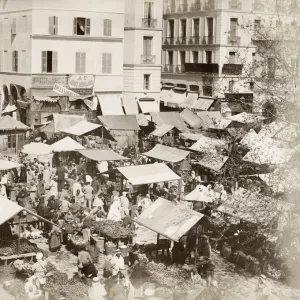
[184,186,214,203]
[0,159,22,171]
[22,142,53,156]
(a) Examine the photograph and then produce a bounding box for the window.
[103,19,112,36]
[12,51,18,72]
[167,51,173,65]
[229,80,234,92]
[21,16,27,33]
[168,19,174,37]
[143,36,153,56]
[73,17,90,36]
[143,74,150,90]
[203,86,213,97]
[8,135,16,149]
[75,52,86,73]
[229,51,237,64]
[102,53,112,73]
[268,57,275,78]
[254,19,261,31]
[249,82,254,90]
[49,16,58,35]
[3,51,8,71]
[193,19,200,36]
[42,51,58,73]
[230,18,238,40]
[180,51,186,65]
[21,50,26,72]
[144,1,154,19]
[180,19,187,38]
[205,51,212,64]
[192,51,199,63]
[12,17,17,34]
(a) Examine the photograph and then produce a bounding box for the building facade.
[123,0,163,114]
[0,0,124,125]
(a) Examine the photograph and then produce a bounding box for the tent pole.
[156,233,160,256]
[22,208,62,228]
[102,126,104,146]
[195,225,199,267]
[17,217,21,255]
[178,179,182,201]
[120,174,123,194]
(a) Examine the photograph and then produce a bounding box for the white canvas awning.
[138,99,159,113]
[59,121,102,136]
[193,97,214,110]
[123,98,139,115]
[98,94,124,115]
[180,93,198,109]
[0,159,22,171]
[150,124,175,137]
[2,104,17,114]
[167,91,186,108]
[51,137,85,152]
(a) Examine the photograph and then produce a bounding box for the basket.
[105,243,117,255]
[119,245,128,258]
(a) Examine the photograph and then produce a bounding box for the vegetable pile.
[0,239,39,256]
[94,220,132,239]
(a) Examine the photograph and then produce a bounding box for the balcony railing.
[203,1,215,10]
[141,55,156,64]
[175,64,185,73]
[178,3,188,12]
[165,4,176,13]
[142,18,157,28]
[228,36,241,45]
[177,36,187,44]
[191,1,201,10]
[202,36,214,44]
[189,36,200,44]
[164,37,175,45]
[164,64,175,73]
[229,0,242,10]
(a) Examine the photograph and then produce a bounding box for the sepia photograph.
[0,0,299,299]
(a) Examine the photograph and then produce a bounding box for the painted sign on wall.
[68,75,95,89]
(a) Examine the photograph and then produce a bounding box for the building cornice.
[123,64,162,68]
[31,34,123,42]
[124,27,163,32]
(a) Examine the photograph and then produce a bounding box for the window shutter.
[108,19,112,36]
[144,2,150,18]
[12,51,14,71]
[86,18,91,35]
[15,51,18,72]
[52,51,58,73]
[82,52,86,73]
[75,52,80,73]
[3,135,8,151]
[42,51,47,72]
[103,19,107,36]
[108,53,112,73]
[54,16,58,34]
[49,16,54,34]
[73,17,77,35]
[102,53,107,73]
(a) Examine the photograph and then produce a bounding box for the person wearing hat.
[111,249,125,276]
[256,274,270,300]
[88,277,107,300]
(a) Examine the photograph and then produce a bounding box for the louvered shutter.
[82,52,86,73]
[75,52,80,73]
[49,16,54,34]
[108,53,112,73]
[52,51,58,73]
[108,20,112,36]
[73,17,77,35]
[86,18,91,35]
[102,53,107,73]
[42,51,47,72]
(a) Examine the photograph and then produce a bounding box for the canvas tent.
[0,115,29,131]
[150,125,175,137]
[150,112,188,131]
[22,142,53,156]
[0,159,22,171]
[77,149,129,162]
[98,115,140,131]
[180,109,202,129]
[51,137,85,152]
[59,121,102,136]
[194,154,229,173]
[189,135,228,153]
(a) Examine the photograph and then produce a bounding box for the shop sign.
[70,88,93,95]
[68,74,95,89]
[32,75,68,87]
[53,84,82,99]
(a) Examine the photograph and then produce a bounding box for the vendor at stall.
[77,245,98,279]
[111,249,125,276]
[198,235,211,259]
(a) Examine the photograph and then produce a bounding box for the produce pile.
[0,265,16,281]
[0,239,39,256]
[94,220,132,239]
[45,271,89,300]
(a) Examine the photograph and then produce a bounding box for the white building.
[0,0,124,125]
[123,0,163,114]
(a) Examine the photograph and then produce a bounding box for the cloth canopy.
[193,97,214,111]
[227,112,266,124]
[194,154,229,173]
[240,129,259,148]
[184,186,214,203]
[135,197,204,242]
[78,149,129,161]
[51,137,85,152]
[180,92,198,109]
[136,114,149,127]
[0,159,22,171]
[98,115,140,131]
[150,124,175,137]
[179,133,204,141]
[2,104,17,114]
[166,90,186,108]
[150,112,188,131]
[0,115,29,131]
[138,99,159,113]
[59,121,102,136]
[208,118,232,130]
[143,144,190,163]
[160,89,173,104]
[196,111,223,128]
[123,98,138,115]
[97,94,124,115]
[180,109,202,129]
[189,135,228,153]
[34,96,59,103]
[22,142,52,156]
[0,197,23,225]
[117,163,180,185]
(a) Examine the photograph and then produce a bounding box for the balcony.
[203,1,215,10]
[177,36,187,44]
[202,36,214,44]
[178,3,188,12]
[175,65,185,73]
[164,37,175,45]
[142,18,157,29]
[228,36,241,45]
[189,36,201,44]
[185,63,219,74]
[141,55,156,64]
[164,64,175,73]
[191,1,201,10]
[229,0,242,10]
[165,4,176,14]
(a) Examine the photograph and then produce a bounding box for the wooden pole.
[194,225,199,267]
[120,174,124,194]
[102,126,104,147]
[22,208,62,228]
[17,217,21,255]
[156,233,160,257]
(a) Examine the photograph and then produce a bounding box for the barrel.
[95,237,105,253]
[105,243,117,255]
[119,245,128,258]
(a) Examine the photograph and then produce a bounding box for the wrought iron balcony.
[191,1,201,11]
[165,4,176,13]
[228,36,241,45]
[177,36,187,44]
[141,55,156,64]
[142,18,157,28]
[203,1,215,10]
[189,36,200,44]
[175,64,185,73]
[163,64,175,73]
[229,0,242,10]
[202,36,214,45]
[164,37,175,45]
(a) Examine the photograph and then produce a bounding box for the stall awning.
[51,136,85,152]
[160,89,173,104]
[34,96,59,103]
[0,198,23,225]
[189,135,228,153]
[180,92,198,109]
[208,118,232,130]
[135,197,204,242]
[77,149,129,161]
[117,163,180,185]
[184,187,214,203]
[98,115,140,131]
[194,154,229,173]
[123,98,139,115]
[59,121,102,136]
[150,124,175,137]
[0,115,29,131]
[2,104,17,114]
[196,111,223,128]
[97,94,124,115]
[179,133,204,141]
[167,90,186,108]
[138,99,159,113]
[240,129,259,148]
[150,112,188,131]
[0,159,22,171]
[143,144,190,163]
[136,114,149,127]
[180,108,202,129]
[193,97,214,111]
[22,142,53,156]
[227,112,266,124]
[42,114,85,133]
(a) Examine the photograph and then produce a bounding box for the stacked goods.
[95,220,132,239]
[45,272,89,300]
[0,239,38,256]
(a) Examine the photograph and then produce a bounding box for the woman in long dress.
[49,225,61,252]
